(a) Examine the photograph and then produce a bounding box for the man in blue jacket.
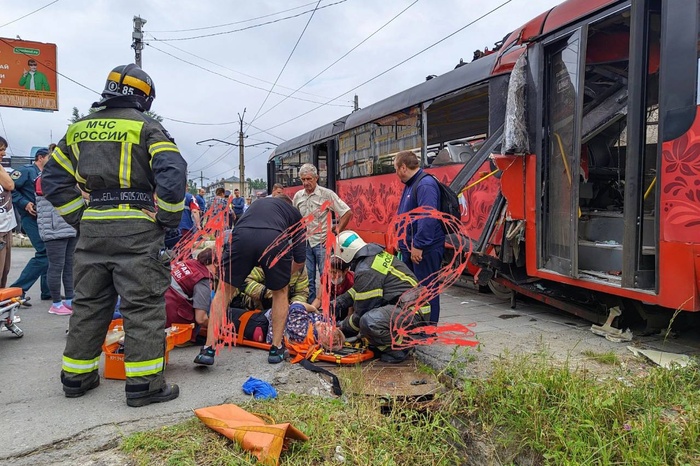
[231,188,245,223]
[195,188,206,219]
[394,150,444,324]
[10,148,51,303]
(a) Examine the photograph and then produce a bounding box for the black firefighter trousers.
[61,225,171,398]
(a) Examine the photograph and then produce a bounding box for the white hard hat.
[335,230,366,263]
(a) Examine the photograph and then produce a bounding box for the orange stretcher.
[233,310,374,365]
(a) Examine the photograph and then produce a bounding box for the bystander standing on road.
[35,167,77,316]
[231,188,245,224]
[10,147,51,304]
[178,190,201,242]
[394,150,445,324]
[293,163,353,304]
[0,136,16,288]
[209,187,230,228]
[225,190,236,226]
[195,188,207,221]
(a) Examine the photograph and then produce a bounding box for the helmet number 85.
[121,86,134,95]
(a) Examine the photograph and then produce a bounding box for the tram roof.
[273,115,349,156]
[271,52,498,159]
[345,52,498,130]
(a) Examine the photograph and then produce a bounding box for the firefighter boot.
[62,371,100,398]
[126,383,180,407]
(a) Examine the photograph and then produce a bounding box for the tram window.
[274,149,311,187]
[338,109,421,179]
[340,127,373,179]
[425,83,489,166]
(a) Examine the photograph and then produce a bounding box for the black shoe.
[41,295,52,301]
[380,349,411,364]
[21,296,31,307]
[63,375,100,398]
[268,344,288,364]
[126,384,180,407]
[194,346,215,365]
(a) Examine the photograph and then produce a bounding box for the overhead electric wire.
[163,117,237,126]
[147,1,321,33]
[250,0,513,138]
[190,147,237,173]
[247,0,323,129]
[213,147,272,180]
[254,0,420,123]
[146,42,352,108]
[185,145,214,168]
[207,147,273,182]
[0,0,60,29]
[147,0,347,42]
[245,122,285,141]
[147,36,340,101]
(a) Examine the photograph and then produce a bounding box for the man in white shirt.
[293,163,353,303]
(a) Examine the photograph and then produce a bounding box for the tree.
[247,178,266,190]
[187,180,198,195]
[69,106,163,124]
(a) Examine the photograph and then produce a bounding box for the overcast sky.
[0,0,562,186]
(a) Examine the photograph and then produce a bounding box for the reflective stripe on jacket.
[336,243,426,331]
[41,107,187,234]
[242,266,310,309]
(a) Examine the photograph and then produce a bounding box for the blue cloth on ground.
[242,377,277,399]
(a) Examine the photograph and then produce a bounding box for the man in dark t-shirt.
[195,194,306,366]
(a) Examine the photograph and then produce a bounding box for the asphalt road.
[1,246,698,465]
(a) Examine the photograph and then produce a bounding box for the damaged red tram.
[267,0,700,326]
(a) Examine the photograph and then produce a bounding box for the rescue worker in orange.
[42,64,187,407]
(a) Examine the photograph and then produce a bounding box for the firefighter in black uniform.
[42,64,187,407]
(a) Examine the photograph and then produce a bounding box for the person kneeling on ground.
[194,194,306,366]
[165,248,215,341]
[333,230,430,363]
[232,264,309,311]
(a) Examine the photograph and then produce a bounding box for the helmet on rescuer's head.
[335,230,367,263]
[93,64,156,111]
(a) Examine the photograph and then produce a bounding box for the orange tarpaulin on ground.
[194,404,309,465]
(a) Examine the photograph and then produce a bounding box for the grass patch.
[122,393,466,465]
[459,353,700,465]
[581,349,620,365]
[121,354,699,465]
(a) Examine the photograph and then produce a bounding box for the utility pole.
[132,16,147,68]
[238,108,246,196]
[354,94,359,111]
[199,171,205,190]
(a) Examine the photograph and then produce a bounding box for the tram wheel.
[488,279,512,300]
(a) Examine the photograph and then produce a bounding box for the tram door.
[541,31,584,278]
[312,139,337,191]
